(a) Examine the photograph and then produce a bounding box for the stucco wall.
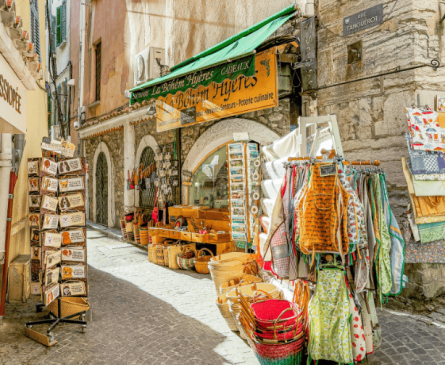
[70,0,296,125]
[7,0,49,264]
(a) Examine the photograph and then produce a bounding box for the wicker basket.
[167,242,182,269]
[194,248,214,274]
[210,252,253,265]
[176,246,197,270]
[163,246,169,266]
[148,244,158,263]
[133,222,140,244]
[216,294,238,331]
[140,226,149,245]
[156,245,166,265]
[47,297,90,319]
[208,262,247,295]
[220,274,262,294]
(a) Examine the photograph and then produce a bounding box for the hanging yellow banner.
[156,48,278,132]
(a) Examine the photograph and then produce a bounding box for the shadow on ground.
[0,266,229,365]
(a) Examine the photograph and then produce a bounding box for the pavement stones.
[1,228,445,364]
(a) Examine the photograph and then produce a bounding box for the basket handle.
[252,289,272,303]
[197,248,214,258]
[273,307,299,340]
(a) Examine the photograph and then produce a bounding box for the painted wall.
[8,0,48,264]
[70,0,296,124]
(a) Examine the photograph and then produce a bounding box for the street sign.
[343,4,384,36]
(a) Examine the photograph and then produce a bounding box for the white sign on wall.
[0,53,28,134]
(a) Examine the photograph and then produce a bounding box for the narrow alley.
[1,228,445,365]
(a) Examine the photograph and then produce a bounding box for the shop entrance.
[139,146,156,208]
[95,151,108,225]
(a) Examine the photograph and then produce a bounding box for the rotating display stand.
[25,143,88,345]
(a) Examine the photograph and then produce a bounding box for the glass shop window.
[189,146,229,208]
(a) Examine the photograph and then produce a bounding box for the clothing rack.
[287,156,381,167]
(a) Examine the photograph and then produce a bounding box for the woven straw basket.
[208,253,253,294]
[220,274,262,294]
[194,248,213,274]
[216,294,238,331]
[47,297,90,319]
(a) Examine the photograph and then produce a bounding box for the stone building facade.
[316,0,445,301]
[70,0,445,302]
[71,0,299,230]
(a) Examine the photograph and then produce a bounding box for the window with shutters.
[57,84,62,123]
[56,6,61,46]
[95,42,101,101]
[30,0,41,62]
[56,2,67,47]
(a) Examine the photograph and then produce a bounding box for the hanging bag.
[152,188,159,223]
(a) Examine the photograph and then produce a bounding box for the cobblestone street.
[1,228,445,364]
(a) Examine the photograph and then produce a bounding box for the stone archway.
[181,118,280,202]
[135,135,159,206]
[93,141,115,227]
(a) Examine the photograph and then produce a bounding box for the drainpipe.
[76,0,87,129]
[0,133,14,319]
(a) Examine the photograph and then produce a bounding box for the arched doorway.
[139,146,156,208]
[95,152,108,225]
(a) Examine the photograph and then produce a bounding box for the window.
[189,146,229,208]
[30,0,41,62]
[56,1,66,47]
[95,42,101,101]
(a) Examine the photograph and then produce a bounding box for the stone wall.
[316,0,445,221]
[134,120,175,155]
[84,130,124,228]
[317,0,445,302]
[180,99,292,165]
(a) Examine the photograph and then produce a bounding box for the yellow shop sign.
[156,48,278,132]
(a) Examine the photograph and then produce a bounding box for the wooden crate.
[192,233,209,243]
[214,242,233,255]
[198,209,230,221]
[8,255,31,303]
[209,233,231,243]
[180,231,192,241]
[148,227,159,237]
[151,236,166,244]
[169,230,181,240]
[187,218,230,232]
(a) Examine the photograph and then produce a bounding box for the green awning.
[130,4,296,104]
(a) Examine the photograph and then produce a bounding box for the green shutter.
[56,6,61,46]
[51,15,56,50]
[62,1,67,42]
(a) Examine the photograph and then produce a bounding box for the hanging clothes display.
[257,148,406,364]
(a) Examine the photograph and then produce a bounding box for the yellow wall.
[8,0,48,265]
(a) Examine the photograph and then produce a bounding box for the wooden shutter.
[30,0,41,61]
[51,15,56,51]
[62,0,67,42]
[56,6,62,46]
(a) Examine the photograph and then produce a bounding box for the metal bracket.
[6,218,12,221]
[8,194,13,199]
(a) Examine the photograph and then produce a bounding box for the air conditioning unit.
[134,47,165,86]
